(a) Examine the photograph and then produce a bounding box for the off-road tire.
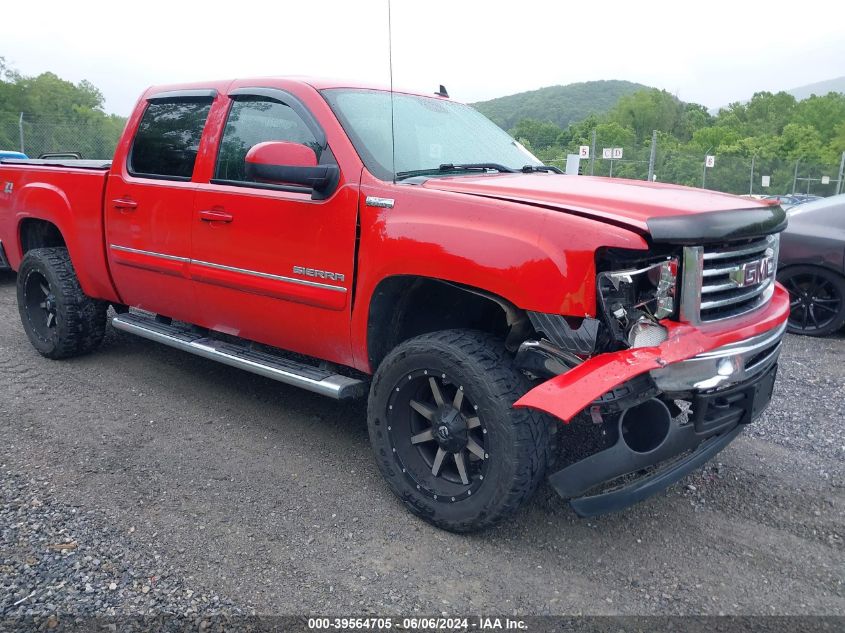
[17,247,108,359]
[367,329,550,532]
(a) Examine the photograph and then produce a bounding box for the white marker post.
[703,155,715,188]
[603,148,623,177]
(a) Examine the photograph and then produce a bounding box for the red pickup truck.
[0,77,789,532]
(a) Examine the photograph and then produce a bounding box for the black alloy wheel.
[778,265,845,337]
[367,329,550,532]
[22,269,60,341]
[387,370,488,501]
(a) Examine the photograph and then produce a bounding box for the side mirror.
[244,141,339,199]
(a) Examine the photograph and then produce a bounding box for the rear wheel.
[778,265,845,336]
[17,247,108,359]
[367,330,549,532]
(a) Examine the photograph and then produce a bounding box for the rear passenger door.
[190,88,359,364]
[105,92,214,322]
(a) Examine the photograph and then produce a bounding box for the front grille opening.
[697,235,777,322]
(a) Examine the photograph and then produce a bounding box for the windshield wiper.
[395,163,517,181]
[521,164,563,174]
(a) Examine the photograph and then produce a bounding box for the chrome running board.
[112,312,366,400]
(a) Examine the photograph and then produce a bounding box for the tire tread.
[368,329,550,532]
[17,247,107,359]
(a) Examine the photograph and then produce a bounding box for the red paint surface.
[421,172,766,233]
[245,141,318,169]
[515,284,791,422]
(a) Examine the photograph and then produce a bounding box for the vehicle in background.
[761,194,823,210]
[777,194,845,336]
[0,151,28,160]
[37,152,83,160]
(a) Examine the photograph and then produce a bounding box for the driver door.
[190,89,359,365]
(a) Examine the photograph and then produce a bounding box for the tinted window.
[215,97,322,182]
[130,99,212,179]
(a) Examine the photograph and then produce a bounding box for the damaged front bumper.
[514,284,790,517]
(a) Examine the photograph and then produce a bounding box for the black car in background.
[777,194,845,336]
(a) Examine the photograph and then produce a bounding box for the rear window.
[129,98,213,179]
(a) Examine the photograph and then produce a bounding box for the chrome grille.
[680,234,779,324]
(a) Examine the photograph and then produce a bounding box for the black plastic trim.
[228,87,327,148]
[128,172,192,182]
[0,240,10,270]
[526,312,599,356]
[647,206,787,244]
[567,425,742,518]
[147,89,218,101]
[0,159,111,170]
[243,163,340,199]
[208,178,311,195]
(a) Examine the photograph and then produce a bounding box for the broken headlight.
[597,258,678,347]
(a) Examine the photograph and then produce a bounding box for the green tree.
[677,103,713,141]
[690,126,741,152]
[777,123,825,161]
[509,118,564,152]
[720,91,797,137]
[0,61,125,157]
[793,93,845,146]
[608,89,686,142]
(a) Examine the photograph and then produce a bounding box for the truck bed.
[0,160,119,302]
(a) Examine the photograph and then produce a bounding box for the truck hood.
[420,173,786,242]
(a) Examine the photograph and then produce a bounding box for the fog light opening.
[619,398,672,454]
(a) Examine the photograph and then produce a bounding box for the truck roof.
[143,77,451,101]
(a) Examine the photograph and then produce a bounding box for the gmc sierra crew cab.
[0,78,789,532]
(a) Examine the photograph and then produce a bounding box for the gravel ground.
[0,269,843,619]
[0,471,249,626]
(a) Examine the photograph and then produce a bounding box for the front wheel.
[367,330,549,532]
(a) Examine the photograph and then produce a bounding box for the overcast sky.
[3,0,843,116]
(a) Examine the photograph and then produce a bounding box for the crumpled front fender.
[514,284,790,422]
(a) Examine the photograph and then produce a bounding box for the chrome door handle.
[199,209,234,223]
[112,198,138,210]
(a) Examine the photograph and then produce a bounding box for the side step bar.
[111,312,367,400]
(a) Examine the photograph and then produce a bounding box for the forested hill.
[784,76,845,101]
[472,80,649,129]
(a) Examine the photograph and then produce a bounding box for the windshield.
[321,88,541,181]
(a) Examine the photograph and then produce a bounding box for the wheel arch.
[777,261,845,280]
[12,183,121,303]
[365,275,530,372]
[19,217,67,254]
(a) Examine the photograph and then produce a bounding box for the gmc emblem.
[730,256,775,288]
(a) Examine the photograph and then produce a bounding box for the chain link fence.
[544,135,845,198]
[1,112,123,160]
